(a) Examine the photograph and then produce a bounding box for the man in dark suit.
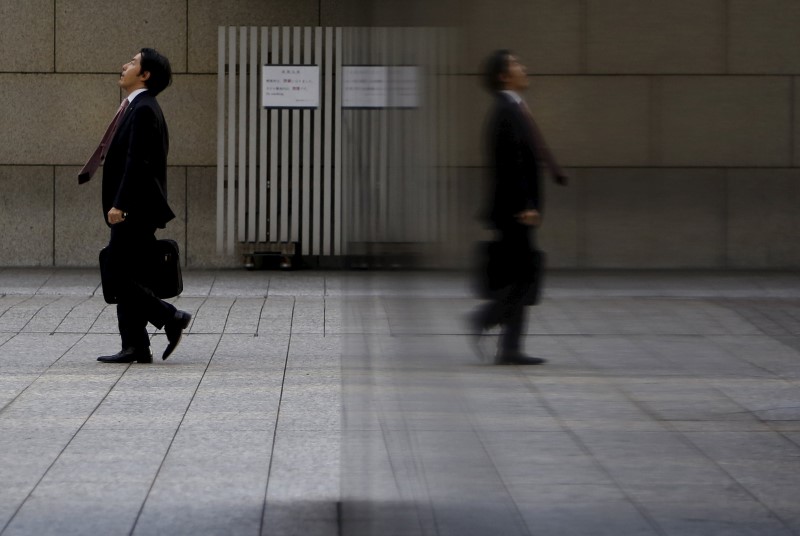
[92,48,191,364]
[471,50,568,365]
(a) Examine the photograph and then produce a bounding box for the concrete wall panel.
[188,0,319,73]
[360,0,468,27]
[587,0,726,73]
[0,0,54,72]
[730,0,800,74]
[455,75,650,168]
[534,76,650,167]
[54,167,108,266]
[582,169,726,268]
[186,167,237,268]
[0,167,53,266]
[0,74,117,165]
[159,75,216,166]
[538,171,579,268]
[454,76,492,167]
[320,0,372,26]
[56,0,187,73]
[727,169,800,268]
[659,77,792,166]
[460,0,582,74]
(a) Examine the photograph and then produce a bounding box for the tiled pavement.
[1,268,800,535]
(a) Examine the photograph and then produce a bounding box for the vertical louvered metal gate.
[217,26,342,257]
[217,26,459,264]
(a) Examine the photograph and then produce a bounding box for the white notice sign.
[262,65,320,109]
[342,66,420,109]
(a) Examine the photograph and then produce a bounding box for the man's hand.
[515,209,541,227]
[107,207,127,225]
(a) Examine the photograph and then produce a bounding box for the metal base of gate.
[240,242,301,271]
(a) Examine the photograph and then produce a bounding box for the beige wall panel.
[320,0,372,26]
[0,0,53,72]
[158,75,216,166]
[454,76,492,167]
[455,75,650,169]
[0,167,53,266]
[730,0,800,74]
[54,167,108,266]
[459,0,582,74]
[587,0,725,74]
[534,76,650,167]
[186,167,238,268]
[363,0,465,27]
[660,77,792,166]
[188,0,319,73]
[0,74,117,165]
[56,0,187,73]
[582,169,725,268]
[538,170,579,267]
[727,169,800,268]
[443,167,487,267]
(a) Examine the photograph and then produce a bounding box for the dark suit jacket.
[102,91,175,229]
[486,92,540,228]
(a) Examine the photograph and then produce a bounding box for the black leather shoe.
[162,310,192,360]
[97,347,153,364]
[496,353,547,365]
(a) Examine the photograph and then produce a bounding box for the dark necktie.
[78,98,130,184]
[519,100,567,183]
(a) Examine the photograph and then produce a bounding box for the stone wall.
[1,1,797,268]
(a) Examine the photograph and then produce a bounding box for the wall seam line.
[790,77,796,167]
[52,166,56,266]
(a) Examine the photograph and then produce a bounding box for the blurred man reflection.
[470,50,568,365]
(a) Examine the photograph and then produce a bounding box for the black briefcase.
[99,238,183,304]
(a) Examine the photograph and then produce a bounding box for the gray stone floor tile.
[51,297,107,334]
[262,500,340,536]
[0,269,52,295]
[3,481,147,536]
[2,269,800,534]
[267,431,340,500]
[257,296,295,335]
[209,333,290,369]
[36,270,101,296]
[208,271,269,297]
[187,297,234,334]
[290,297,326,334]
[132,430,272,536]
[645,500,795,536]
[178,271,216,297]
[224,297,264,334]
[267,273,326,296]
[515,499,660,536]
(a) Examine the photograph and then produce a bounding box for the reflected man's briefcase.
[99,238,183,304]
[475,240,545,306]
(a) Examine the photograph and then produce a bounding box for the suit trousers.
[478,222,535,354]
[107,221,176,350]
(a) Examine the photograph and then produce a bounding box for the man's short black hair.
[484,49,512,92]
[139,47,172,96]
